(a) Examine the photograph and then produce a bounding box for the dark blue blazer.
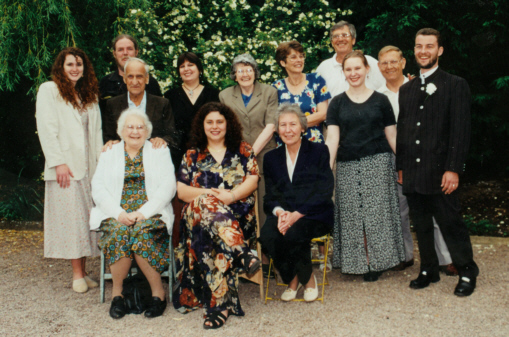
[263,138,334,227]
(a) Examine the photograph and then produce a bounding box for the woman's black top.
[326,91,396,162]
[164,86,220,167]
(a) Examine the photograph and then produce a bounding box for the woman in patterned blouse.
[90,108,176,319]
[272,40,331,145]
[173,102,261,329]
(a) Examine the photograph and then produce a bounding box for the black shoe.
[454,276,476,297]
[144,296,167,318]
[109,296,127,319]
[391,259,414,271]
[409,270,440,289]
[363,271,382,282]
[240,251,261,275]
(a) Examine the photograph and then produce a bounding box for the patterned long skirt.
[98,215,169,274]
[332,152,405,274]
[173,194,251,316]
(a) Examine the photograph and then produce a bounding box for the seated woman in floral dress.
[173,102,261,329]
[90,108,176,319]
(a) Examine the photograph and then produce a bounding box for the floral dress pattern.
[272,73,331,144]
[98,148,169,274]
[173,141,259,317]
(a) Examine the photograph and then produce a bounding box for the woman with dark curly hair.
[36,47,103,293]
[173,102,260,329]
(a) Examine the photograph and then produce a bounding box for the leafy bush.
[118,0,352,90]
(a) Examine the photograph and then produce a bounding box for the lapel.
[231,85,248,116]
[145,92,155,120]
[273,145,291,184]
[247,81,262,112]
[293,138,310,184]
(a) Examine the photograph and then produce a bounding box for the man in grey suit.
[397,28,478,296]
[103,58,176,153]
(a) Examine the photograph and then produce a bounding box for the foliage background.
[0,0,508,181]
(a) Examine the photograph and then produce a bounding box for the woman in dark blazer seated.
[259,103,334,302]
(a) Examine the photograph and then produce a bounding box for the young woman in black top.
[325,50,405,281]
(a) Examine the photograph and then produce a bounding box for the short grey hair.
[330,20,357,40]
[124,57,149,75]
[229,53,260,80]
[117,108,153,140]
[275,103,308,131]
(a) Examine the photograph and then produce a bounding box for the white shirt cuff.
[272,206,285,216]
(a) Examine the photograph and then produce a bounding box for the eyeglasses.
[125,124,146,131]
[236,68,253,74]
[332,33,351,40]
[379,59,402,68]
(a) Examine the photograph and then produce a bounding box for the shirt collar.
[420,66,439,84]
[331,53,342,68]
[378,76,408,93]
[127,91,147,113]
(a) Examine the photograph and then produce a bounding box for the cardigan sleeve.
[35,82,66,169]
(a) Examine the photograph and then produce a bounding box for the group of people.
[35,19,478,330]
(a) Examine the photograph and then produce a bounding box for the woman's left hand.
[210,188,235,206]
[149,137,167,149]
[278,211,304,235]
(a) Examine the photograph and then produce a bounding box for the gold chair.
[264,234,330,303]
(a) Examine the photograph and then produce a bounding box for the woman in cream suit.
[36,47,103,293]
[219,54,278,274]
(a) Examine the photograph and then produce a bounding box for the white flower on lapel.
[426,83,437,96]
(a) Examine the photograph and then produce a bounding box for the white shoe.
[281,284,302,301]
[304,275,318,302]
[84,275,99,288]
[73,278,88,293]
[318,254,332,272]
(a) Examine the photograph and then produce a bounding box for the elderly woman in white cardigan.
[90,108,176,319]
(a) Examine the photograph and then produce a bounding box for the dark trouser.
[406,193,479,278]
[259,217,331,285]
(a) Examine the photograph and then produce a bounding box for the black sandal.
[240,251,261,275]
[203,311,228,329]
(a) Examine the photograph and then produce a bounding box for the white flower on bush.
[426,83,437,96]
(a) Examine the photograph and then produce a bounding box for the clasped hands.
[276,210,304,235]
[118,211,146,226]
[210,188,236,206]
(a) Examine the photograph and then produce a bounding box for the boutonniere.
[426,83,437,96]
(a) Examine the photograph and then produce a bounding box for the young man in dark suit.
[396,28,478,296]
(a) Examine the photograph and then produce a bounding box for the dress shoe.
[144,296,167,318]
[363,271,382,282]
[454,276,476,297]
[304,275,319,302]
[84,275,99,288]
[409,270,440,289]
[439,263,459,276]
[72,278,88,293]
[391,259,414,271]
[281,284,302,301]
[109,296,127,319]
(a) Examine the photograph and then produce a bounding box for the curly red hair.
[187,102,243,152]
[51,47,99,110]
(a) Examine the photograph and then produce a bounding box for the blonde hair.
[378,45,403,59]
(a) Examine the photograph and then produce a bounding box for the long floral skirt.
[173,194,251,316]
[98,215,169,274]
[332,152,405,274]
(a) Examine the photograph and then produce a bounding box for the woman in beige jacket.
[36,47,103,293]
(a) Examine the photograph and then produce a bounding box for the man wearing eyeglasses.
[102,57,176,152]
[316,21,385,99]
[397,29,478,297]
[377,45,457,276]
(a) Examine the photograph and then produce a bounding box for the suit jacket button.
[417,122,421,126]
[416,140,420,144]
[416,158,421,162]
[420,106,424,109]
